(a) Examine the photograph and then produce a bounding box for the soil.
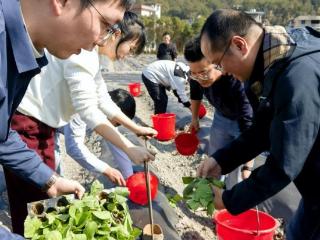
[0,54,284,240]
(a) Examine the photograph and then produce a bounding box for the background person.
[156,32,178,61]
[142,60,191,114]
[198,9,320,239]
[184,37,254,187]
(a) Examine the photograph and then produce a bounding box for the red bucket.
[152,113,176,141]
[198,103,207,119]
[214,209,279,240]
[128,82,141,97]
[175,132,199,155]
[126,172,159,205]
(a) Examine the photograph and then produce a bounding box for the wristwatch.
[241,166,253,172]
[42,173,59,192]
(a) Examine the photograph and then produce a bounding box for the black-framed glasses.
[190,65,214,82]
[87,0,120,45]
[214,39,232,72]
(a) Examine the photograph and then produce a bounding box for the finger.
[120,176,126,186]
[75,183,85,199]
[196,162,204,177]
[148,152,155,161]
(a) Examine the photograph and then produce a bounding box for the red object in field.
[214,209,279,240]
[126,172,159,205]
[175,131,199,156]
[152,113,176,141]
[198,103,207,119]
[128,82,141,97]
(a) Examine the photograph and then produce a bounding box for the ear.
[231,36,248,55]
[51,0,67,16]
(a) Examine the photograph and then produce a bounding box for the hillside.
[136,0,320,25]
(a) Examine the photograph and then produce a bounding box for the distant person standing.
[156,32,178,61]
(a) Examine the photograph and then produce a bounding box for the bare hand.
[47,177,85,199]
[241,169,252,180]
[212,186,225,210]
[136,126,158,138]
[126,145,156,164]
[197,156,221,178]
[188,119,200,133]
[103,167,126,186]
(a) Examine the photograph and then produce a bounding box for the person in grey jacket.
[198,9,320,239]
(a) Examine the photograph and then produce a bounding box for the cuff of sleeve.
[31,162,54,189]
[183,101,191,108]
[212,151,229,175]
[222,190,242,215]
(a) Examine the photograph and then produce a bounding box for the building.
[132,3,161,19]
[245,9,264,23]
[289,16,320,31]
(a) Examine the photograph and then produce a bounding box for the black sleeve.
[234,81,253,132]
[156,44,163,59]
[216,61,320,214]
[172,90,191,107]
[170,43,178,60]
[189,79,204,100]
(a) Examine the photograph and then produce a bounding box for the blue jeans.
[286,199,320,240]
[209,111,243,189]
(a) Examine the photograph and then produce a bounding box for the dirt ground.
[0,54,285,239]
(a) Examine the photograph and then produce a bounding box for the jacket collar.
[2,0,44,73]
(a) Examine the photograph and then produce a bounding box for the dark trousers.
[4,112,56,235]
[142,74,168,114]
[286,199,320,240]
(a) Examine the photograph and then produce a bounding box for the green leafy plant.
[24,180,141,240]
[182,177,224,216]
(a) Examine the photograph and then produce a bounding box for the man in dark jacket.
[156,32,178,61]
[198,9,320,239]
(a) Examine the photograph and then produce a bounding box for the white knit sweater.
[18,49,121,129]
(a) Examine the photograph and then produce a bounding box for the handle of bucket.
[255,206,261,236]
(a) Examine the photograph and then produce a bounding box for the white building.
[132,4,161,19]
[289,16,320,31]
[245,9,264,23]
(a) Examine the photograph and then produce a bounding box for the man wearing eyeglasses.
[184,37,254,188]
[0,0,133,237]
[198,9,320,240]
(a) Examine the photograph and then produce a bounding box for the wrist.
[42,173,59,192]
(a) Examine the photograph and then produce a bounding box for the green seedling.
[182,177,224,216]
[24,180,141,240]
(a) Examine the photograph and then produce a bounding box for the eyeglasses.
[214,39,232,72]
[87,0,120,45]
[190,65,214,82]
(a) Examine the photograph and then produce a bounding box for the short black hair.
[80,0,134,11]
[200,9,261,51]
[184,36,204,63]
[116,11,146,57]
[109,88,136,120]
[162,32,170,37]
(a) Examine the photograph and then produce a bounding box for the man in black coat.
[156,32,178,61]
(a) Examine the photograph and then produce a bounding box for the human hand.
[241,169,252,180]
[188,119,200,133]
[197,156,222,179]
[136,126,158,138]
[126,145,156,165]
[103,167,126,186]
[212,186,225,210]
[47,177,85,199]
